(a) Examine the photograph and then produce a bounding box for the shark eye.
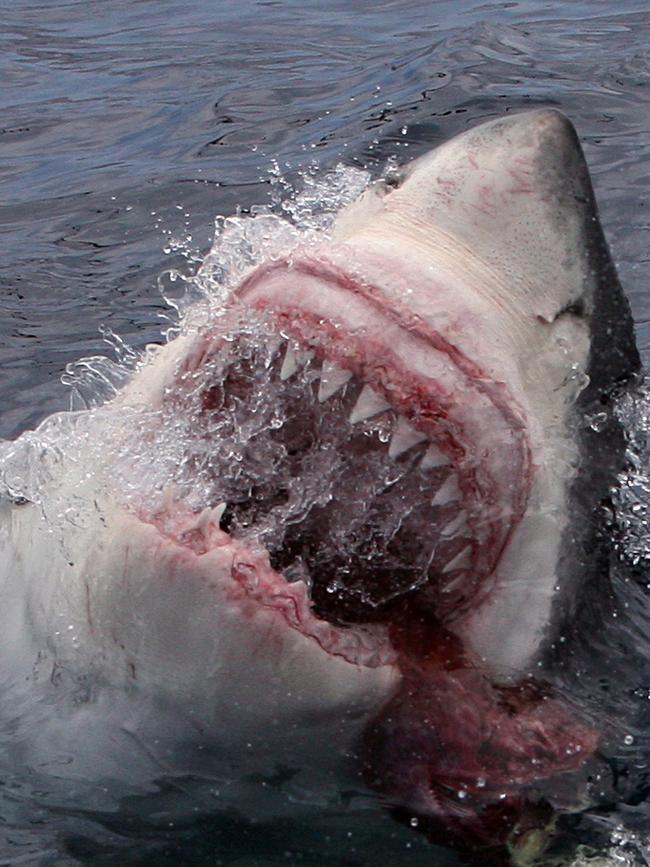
[1,492,29,506]
[555,297,586,319]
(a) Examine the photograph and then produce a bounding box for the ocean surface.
[3,1,650,864]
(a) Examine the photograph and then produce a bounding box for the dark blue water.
[3,1,650,864]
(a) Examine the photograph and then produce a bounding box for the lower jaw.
[148,502,599,861]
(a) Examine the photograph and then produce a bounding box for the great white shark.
[0,110,640,863]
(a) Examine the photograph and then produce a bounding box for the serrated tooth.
[349,384,390,424]
[420,443,450,470]
[441,511,467,538]
[442,545,472,574]
[280,343,300,380]
[318,360,353,402]
[432,474,462,507]
[388,416,427,459]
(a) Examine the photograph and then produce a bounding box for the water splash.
[572,826,650,866]
[614,376,650,570]
[0,164,372,548]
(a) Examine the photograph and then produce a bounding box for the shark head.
[0,110,639,861]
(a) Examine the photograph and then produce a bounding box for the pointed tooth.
[289,578,310,600]
[211,502,227,524]
[388,417,427,459]
[186,506,210,533]
[284,558,313,589]
[443,545,472,574]
[264,335,283,368]
[161,484,177,510]
[318,360,353,402]
[349,385,390,424]
[441,568,470,595]
[188,502,227,534]
[197,507,213,532]
[441,511,467,538]
[280,343,300,380]
[421,443,450,470]
[432,474,462,507]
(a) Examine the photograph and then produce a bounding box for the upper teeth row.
[280,344,453,472]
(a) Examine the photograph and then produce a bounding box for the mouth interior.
[166,317,482,627]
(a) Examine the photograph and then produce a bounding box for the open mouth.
[154,260,531,640]
[130,253,599,848]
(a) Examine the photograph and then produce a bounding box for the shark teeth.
[441,511,467,538]
[280,343,299,380]
[388,416,427,459]
[432,474,462,507]
[280,343,312,381]
[420,443,450,470]
[275,345,469,544]
[161,484,179,510]
[318,360,353,402]
[188,502,227,533]
[349,384,391,424]
[210,502,227,524]
[283,557,313,589]
[442,545,472,574]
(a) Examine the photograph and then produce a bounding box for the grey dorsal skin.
[0,109,640,864]
[550,115,640,656]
